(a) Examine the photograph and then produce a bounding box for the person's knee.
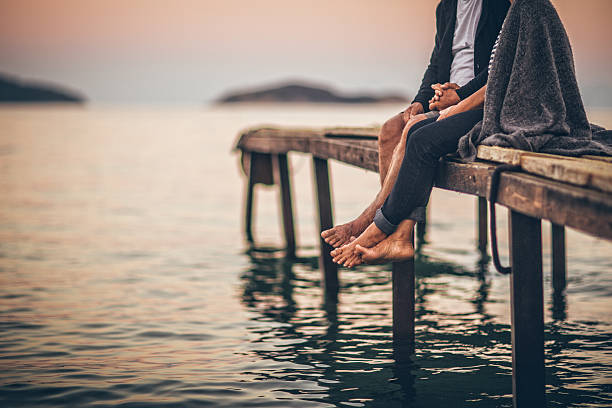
[379,114,404,149]
[406,128,436,162]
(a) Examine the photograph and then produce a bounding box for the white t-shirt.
[449,0,483,87]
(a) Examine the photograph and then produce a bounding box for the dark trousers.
[373,109,484,235]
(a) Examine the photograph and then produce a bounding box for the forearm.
[436,85,486,122]
[456,70,488,100]
[456,85,486,112]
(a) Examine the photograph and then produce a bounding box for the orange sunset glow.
[1,0,611,104]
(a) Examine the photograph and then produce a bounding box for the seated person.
[330,0,612,267]
[321,0,509,248]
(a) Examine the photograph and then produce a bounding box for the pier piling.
[313,157,339,300]
[552,223,566,293]
[275,153,296,257]
[509,211,545,407]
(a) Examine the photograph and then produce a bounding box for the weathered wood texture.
[478,145,612,193]
[478,197,488,253]
[552,223,567,292]
[393,257,416,356]
[275,154,296,257]
[313,157,339,300]
[509,211,545,407]
[436,159,612,240]
[237,127,612,240]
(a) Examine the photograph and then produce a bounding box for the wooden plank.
[477,145,612,193]
[478,145,524,165]
[522,155,612,193]
[583,155,612,163]
[236,127,322,154]
[435,159,493,197]
[324,126,380,139]
[310,138,379,172]
[498,172,612,240]
[509,210,545,407]
[313,157,339,300]
[436,160,612,240]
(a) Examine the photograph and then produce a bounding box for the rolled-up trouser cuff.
[374,208,397,235]
[374,207,427,235]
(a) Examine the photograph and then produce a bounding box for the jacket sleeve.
[412,3,444,112]
[456,68,488,100]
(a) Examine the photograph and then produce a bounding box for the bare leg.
[378,113,406,184]
[321,114,428,248]
[356,219,415,264]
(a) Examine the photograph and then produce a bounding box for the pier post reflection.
[239,244,519,406]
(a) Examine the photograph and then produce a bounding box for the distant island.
[0,73,84,103]
[216,82,408,104]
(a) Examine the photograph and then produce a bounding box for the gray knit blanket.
[457,0,612,160]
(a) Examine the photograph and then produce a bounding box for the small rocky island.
[0,73,84,103]
[216,82,408,104]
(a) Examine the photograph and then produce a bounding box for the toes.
[347,254,362,268]
[329,236,341,248]
[356,244,374,263]
[324,235,335,245]
[332,251,347,264]
[321,229,333,238]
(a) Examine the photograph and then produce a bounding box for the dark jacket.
[412,0,510,111]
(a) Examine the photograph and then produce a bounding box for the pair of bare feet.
[321,218,415,268]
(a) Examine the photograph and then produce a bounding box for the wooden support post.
[244,153,256,243]
[478,197,488,253]
[275,153,296,257]
[416,207,427,245]
[392,239,415,357]
[509,210,545,408]
[551,223,566,293]
[313,157,339,299]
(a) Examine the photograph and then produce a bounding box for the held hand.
[402,102,424,122]
[429,88,460,111]
[429,83,460,109]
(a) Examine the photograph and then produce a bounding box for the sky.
[1,0,611,105]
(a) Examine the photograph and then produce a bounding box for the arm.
[456,69,488,100]
[412,3,445,112]
[437,84,486,121]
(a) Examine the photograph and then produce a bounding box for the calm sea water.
[0,105,611,407]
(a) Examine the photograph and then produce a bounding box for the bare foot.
[356,219,415,264]
[330,223,388,268]
[321,218,369,248]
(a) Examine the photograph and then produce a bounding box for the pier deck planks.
[237,126,612,240]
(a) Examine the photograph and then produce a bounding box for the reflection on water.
[0,106,611,407]
[240,247,610,407]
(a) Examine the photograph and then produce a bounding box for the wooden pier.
[235,126,612,407]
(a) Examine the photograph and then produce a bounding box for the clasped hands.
[402,82,463,123]
[430,82,462,121]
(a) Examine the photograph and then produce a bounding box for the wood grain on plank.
[477,146,612,192]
